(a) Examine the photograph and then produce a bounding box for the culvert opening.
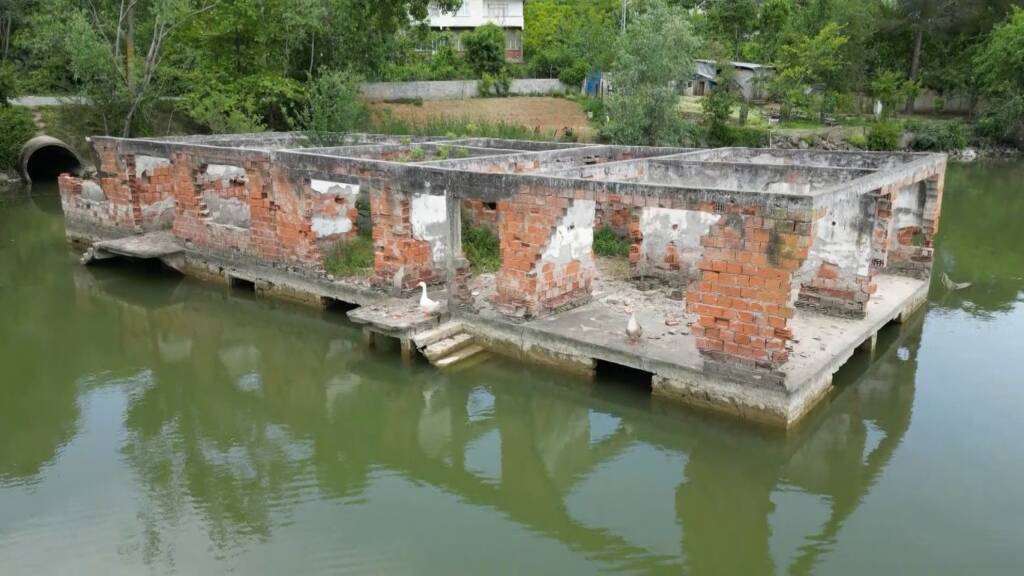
[321,296,358,312]
[594,360,654,392]
[229,276,256,292]
[19,137,84,183]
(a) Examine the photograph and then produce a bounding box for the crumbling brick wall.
[462,199,499,232]
[369,182,446,291]
[687,205,814,377]
[886,174,943,278]
[494,188,595,318]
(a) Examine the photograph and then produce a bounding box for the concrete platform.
[348,296,446,360]
[461,274,928,427]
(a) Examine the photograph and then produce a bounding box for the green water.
[1,163,1022,575]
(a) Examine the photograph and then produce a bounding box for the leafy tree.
[871,70,920,119]
[774,22,849,122]
[975,8,1024,144]
[603,0,697,146]
[524,0,619,80]
[462,22,505,77]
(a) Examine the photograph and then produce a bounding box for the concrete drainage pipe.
[18,135,84,183]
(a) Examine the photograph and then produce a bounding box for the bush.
[479,69,511,97]
[905,119,968,151]
[0,107,37,172]
[867,121,902,151]
[463,223,500,272]
[462,23,506,77]
[297,69,370,144]
[705,123,768,147]
[593,226,631,257]
[323,236,374,277]
[847,132,868,149]
[558,61,589,89]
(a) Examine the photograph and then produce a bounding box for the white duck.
[626,308,643,342]
[418,281,442,317]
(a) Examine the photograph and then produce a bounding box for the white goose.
[418,281,442,317]
[626,308,643,342]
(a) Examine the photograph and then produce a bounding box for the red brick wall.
[369,183,441,290]
[687,207,814,370]
[595,198,631,236]
[493,192,593,317]
[463,199,499,232]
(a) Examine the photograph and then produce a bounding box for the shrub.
[323,236,374,277]
[558,61,589,89]
[463,223,500,272]
[593,226,631,257]
[847,132,868,149]
[462,23,506,77]
[297,69,370,144]
[867,121,902,151]
[905,120,968,151]
[0,106,37,172]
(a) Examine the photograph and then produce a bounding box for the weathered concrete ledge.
[56,131,946,428]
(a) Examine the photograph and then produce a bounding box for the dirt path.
[370,97,596,140]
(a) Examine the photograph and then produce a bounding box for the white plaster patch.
[894,184,924,229]
[541,199,595,264]
[411,193,448,262]
[141,196,176,229]
[135,155,170,177]
[311,179,359,200]
[311,215,353,237]
[766,181,812,195]
[801,200,874,283]
[204,163,247,182]
[639,207,720,268]
[81,180,105,201]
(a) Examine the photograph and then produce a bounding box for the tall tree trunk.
[125,3,136,91]
[904,27,923,114]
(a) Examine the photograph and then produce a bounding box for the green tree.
[975,8,1024,144]
[774,22,849,122]
[603,0,697,146]
[462,22,505,77]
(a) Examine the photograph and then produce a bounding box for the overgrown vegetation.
[0,106,36,171]
[867,121,902,151]
[905,119,969,151]
[462,222,500,272]
[297,69,369,144]
[593,226,631,258]
[2,0,1022,150]
[323,236,374,277]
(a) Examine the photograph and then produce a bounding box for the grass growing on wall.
[463,223,501,272]
[593,226,631,257]
[323,236,374,277]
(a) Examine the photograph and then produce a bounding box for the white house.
[428,0,525,61]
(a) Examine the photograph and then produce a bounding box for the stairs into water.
[414,321,489,368]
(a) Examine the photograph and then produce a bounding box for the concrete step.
[414,321,464,349]
[435,344,486,369]
[443,350,493,374]
[423,333,474,361]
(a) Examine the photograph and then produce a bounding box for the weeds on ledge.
[593,226,631,257]
[463,223,500,272]
[323,236,374,277]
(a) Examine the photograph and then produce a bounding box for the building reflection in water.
[46,258,923,574]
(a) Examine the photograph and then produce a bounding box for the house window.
[487,1,509,18]
[505,29,522,51]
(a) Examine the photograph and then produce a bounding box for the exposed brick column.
[93,140,135,230]
[494,192,594,318]
[887,174,944,278]
[368,180,438,291]
[687,207,813,374]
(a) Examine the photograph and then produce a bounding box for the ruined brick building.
[58,133,946,426]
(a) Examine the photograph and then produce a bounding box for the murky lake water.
[1,163,1022,574]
